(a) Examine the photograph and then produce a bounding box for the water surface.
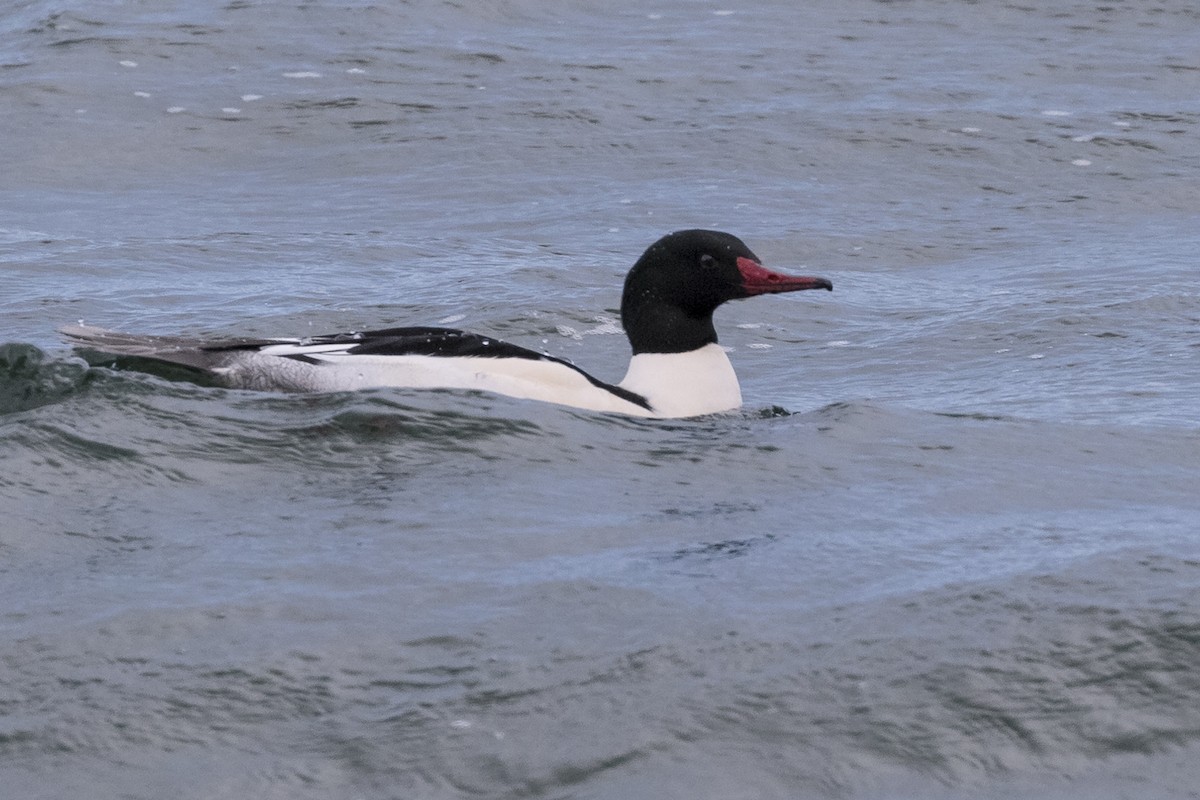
[3,1,1199,798]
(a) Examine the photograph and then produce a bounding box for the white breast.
[617,343,742,418]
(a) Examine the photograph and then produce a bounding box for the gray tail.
[59,324,266,373]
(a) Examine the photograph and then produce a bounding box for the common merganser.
[61,229,832,418]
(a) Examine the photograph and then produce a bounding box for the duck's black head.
[619,229,832,355]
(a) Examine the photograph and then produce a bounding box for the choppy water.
[3,1,1200,798]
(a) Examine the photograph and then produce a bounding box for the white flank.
[219,343,745,418]
[224,349,657,417]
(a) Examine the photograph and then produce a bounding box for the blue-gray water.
[3,2,1199,798]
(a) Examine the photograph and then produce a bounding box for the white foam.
[583,316,622,336]
[0,227,51,245]
[283,71,322,78]
[1071,159,1092,166]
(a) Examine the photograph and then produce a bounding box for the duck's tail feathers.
[59,324,269,372]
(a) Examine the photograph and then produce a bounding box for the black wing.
[336,327,554,361]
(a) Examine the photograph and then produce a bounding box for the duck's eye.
[699,254,717,270]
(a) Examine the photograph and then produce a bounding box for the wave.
[0,343,90,416]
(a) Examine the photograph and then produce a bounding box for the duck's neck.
[622,304,718,355]
[617,343,742,418]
